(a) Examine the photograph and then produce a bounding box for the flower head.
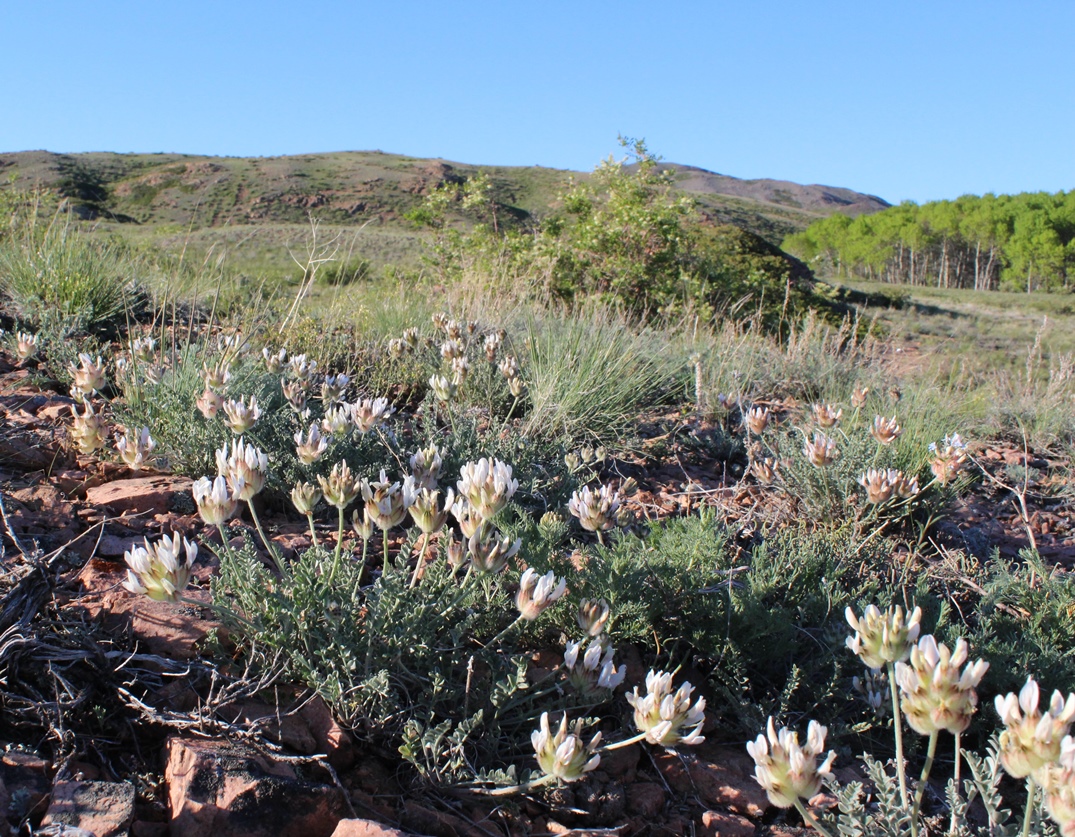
[361,470,415,531]
[291,481,322,517]
[440,339,464,361]
[747,718,836,808]
[858,468,902,504]
[803,432,838,467]
[516,568,567,620]
[457,458,518,520]
[70,401,108,454]
[289,354,317,382]
[203,359,231,391]
[196,388,224,419]
[353,396,394,434]
[401,327,420,350]
[193,475,239,526]
[895,635,989,735]
[450,356,470,386]
[15,331,38,361]
[532,713,601,783]
[483,333,502,362]
[929,433,969,485]
[351,508,375,541]
[262,347,289,374]
[123,533,198,603]
[295,423,329,465]
[845,604,923,669]
[812,403,843,429]
[131,336,157,362]
[577,598,611,637]
[116,427,156,471]
[282,379,309,412]
[1045,738,1075,835]
[409,486,454,535]
[70,353,107,398]
[321,373,350,406]
[498,356,519,380]
[467,528,520,575]
[409,444,443,491]
[429,374,456,403]
[751,456,779,484]
[318,461,362,510]
[451,497,485,539]
[870,415,902,445]
[216,439,268,501]
[745,406,770,435]
[851,384,870,409]
[222,396,261,434]
[321,404,353,437]
[568,484,621,533]
[995,677,1075,781]
[564,638,625,697]
[626,670,706,748]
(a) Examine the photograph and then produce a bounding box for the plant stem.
[469,774,553,797]
[328,505,346,585]
[355,537,369,585]
[887,661,910,809]
[600,731,649,752]
[949,732,962,836]
[792,797,836,837]
[486,614,524,648]
[911,730,939,837]
[409,531,429,588]
[383,527,391,568]
[1022,776,1036,837]
[247,500,288,579]
[306,514,318,549]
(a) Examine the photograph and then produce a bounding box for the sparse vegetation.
[1,146,1074,836]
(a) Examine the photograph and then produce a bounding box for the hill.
[0,149,889,275]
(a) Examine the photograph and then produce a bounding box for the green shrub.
[0,224,141,336]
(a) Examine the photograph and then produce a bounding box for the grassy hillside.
[0,150,888,277]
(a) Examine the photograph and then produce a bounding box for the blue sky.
[3,1,1073,204]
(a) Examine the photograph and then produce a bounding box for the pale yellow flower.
[532,713,601,783]
[747,717,836,808]
[626,670,706,748]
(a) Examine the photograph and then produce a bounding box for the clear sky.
[3,1,1073,205]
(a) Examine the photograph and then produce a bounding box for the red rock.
[330,820,416,837]
[625,781,666,817]
[85,476,193,516]
[71,559,219,659]
[699,810,755,837]
[0,749,51,823]
[655,751,768,818]
[300,696,356,770]
[41,780,135,837]
[131,822,170,837]
[165,738,348,837]
[400,799,487,837]
[601,742,640,782]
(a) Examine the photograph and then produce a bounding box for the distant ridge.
[657,163,890,217]
[0,150,890,252]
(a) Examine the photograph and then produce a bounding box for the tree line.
[783,191,1075,293]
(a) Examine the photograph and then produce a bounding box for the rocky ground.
[0,351,1072,837]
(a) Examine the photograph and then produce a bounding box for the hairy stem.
[409,531,429,588]
[306,514,318,549]
[793,797,835,837]
[328,505,346,584]
[247,500,288,579]
[1022,776,1036,837]
[887,661,910,809]
[911,730,939,837]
